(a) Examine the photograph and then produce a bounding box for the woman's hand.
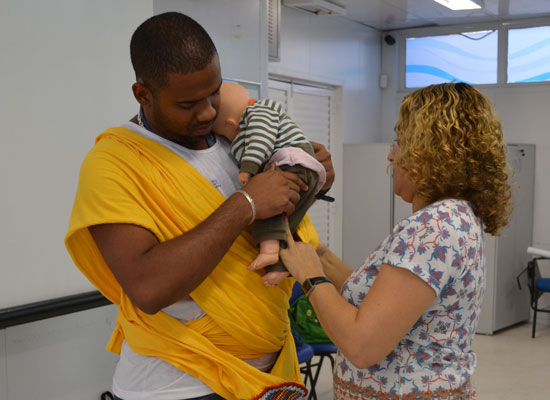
[279,218,325,284]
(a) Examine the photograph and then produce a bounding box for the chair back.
[290,281,303,306]
[527,259,544,303]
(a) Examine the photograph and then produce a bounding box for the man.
[65,12,334,400]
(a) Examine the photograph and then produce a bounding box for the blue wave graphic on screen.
[508,32,550,82]
[406,34,497,86]
[406,65,470,83]
[410,38,496,61]
[509,38,550,59]
[516,72,550,83]
[509,54,550,73]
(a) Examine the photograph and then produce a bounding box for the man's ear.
[132,82,153,108]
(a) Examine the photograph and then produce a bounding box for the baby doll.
[213,82,326,287]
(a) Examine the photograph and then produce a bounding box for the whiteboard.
[0,0,153,309]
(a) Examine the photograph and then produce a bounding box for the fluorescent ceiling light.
[433,0,483,11]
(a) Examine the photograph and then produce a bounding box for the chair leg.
[327,353,335,371]
[532,298,538,338]
[305,360,317,400]
[308,356,325,400]
[300,365,310,387]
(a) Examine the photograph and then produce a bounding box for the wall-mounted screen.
[508,26,550,83]
[405,31,498,88]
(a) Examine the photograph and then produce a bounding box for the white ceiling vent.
[283,0,346,16]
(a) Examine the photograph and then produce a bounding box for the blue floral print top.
[334,199,484,399]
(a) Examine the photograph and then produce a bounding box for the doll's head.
[212,82,251,142]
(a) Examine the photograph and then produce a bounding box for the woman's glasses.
[390,137,399,151]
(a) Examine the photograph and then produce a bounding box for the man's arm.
[311,141,334,192]
[89,169,306,315]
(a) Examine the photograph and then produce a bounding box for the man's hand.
[311,141,334,192]
[242,167,307,220]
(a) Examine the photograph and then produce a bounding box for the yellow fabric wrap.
[65,127,319,400]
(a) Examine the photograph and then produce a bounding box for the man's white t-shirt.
[112,122,276,400]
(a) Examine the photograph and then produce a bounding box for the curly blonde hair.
[394,82,511,235]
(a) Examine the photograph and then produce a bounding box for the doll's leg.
[259,165,317,287]
[250,215,289,286]
[249,239,280,271]
[249,163,318,287]
[251,240,289,287]
[262,270,290,287]
[250,213,286,271]
[278,165,319,232]
[262,254,289,287]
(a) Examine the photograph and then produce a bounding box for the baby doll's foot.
[248,253,280,271]
[262,271,290,287]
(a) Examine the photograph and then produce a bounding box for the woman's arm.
[315,242,353,291]
[307,264,435,368]
[280,222,435,369]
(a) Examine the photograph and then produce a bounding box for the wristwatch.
[302,276,332,298]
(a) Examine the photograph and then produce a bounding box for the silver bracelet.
[235,190,256,225]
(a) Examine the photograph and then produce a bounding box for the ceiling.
[327,0,550,31]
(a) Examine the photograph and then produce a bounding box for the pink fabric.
[265,147,326,194]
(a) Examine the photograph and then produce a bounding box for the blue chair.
[290,282,337,399]
[289,280,303,305]
[526,257,550,338]
[291,328,317,399]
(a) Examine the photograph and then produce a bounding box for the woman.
[280,83,511,399]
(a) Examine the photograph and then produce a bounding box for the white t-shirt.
[112,122,276,399]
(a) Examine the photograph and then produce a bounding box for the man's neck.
[134,108,215,150]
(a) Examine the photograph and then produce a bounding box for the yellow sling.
[65,127,319,399]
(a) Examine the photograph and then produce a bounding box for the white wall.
[1,1,152,398]
[0,306,118,400]
[0,0,152,308]
[270,6,382,144]
[154,0,268,97]
[380,34,405,143]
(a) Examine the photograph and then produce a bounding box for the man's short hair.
[130,12,218,89]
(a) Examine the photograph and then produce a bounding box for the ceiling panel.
[345,0,433,30]
[334,0,550,30]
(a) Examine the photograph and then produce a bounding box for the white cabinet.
[477,144,535,334]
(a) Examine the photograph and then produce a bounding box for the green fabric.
[288,295,330,344]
